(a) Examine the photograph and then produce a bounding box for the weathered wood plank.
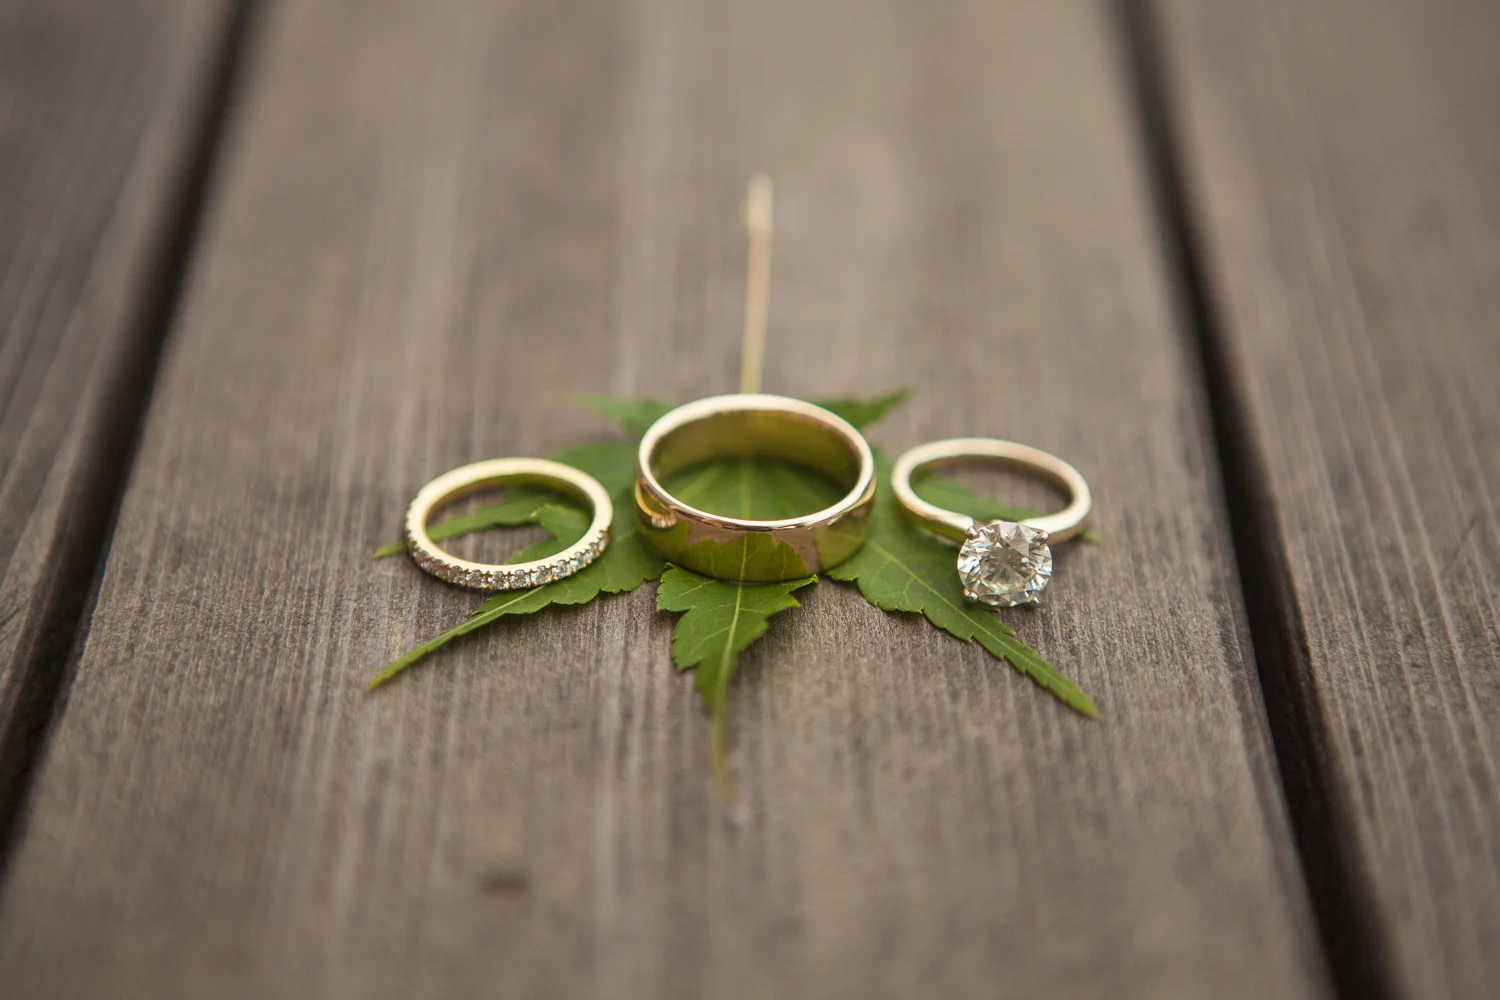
[0,1,1328,996]
[1152,1,1500,997]
[0,0,242,834]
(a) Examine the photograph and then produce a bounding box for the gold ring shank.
[891,438,1092,543]
[635,394,876,581]
[406,458,612,591]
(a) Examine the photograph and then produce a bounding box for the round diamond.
[956,520,1052,607]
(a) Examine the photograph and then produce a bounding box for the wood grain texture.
[0,0,239,817]
[0,1,1328,997]
[1155,1,1500,997]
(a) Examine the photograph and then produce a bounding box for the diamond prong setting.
[956,520,1053,608]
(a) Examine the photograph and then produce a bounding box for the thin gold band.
[406,458,612,590]
[891,438,1093,542]
[635,394,876,581]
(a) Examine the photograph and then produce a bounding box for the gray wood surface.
[1156,1,1500,997]
[0,0,239,826]
[0,1,1328,997]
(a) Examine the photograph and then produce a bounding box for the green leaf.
[911,471,1036,523]
[371,487,564,558]
[657,566,815,786]
[664,456,844,520]
[373,391,1092,736]
[506,504,590,563]
[572,394,673,436]
[826,450,1099,717]
[548,439,639,495]
[368,440,665,689]
[814,387,912,430]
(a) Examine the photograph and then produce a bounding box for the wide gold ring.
[406,458,612,591]
[635,394,877,581]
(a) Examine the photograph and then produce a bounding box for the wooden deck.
[0,1,1494,997]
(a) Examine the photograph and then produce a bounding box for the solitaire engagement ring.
[891,438,1092,607]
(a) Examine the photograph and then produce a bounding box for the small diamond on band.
[416,525,610,592]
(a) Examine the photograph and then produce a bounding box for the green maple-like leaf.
[827,450,1098,717]
[657,567,815,786]
[372,388,1094,768]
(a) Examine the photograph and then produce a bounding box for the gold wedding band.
[892,438,1092,607]
[635,394,877,581]
[406,458,611,591]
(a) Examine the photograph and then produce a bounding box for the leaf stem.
[366,584,552,689]
[711,546,751,793]
[739,173,773,394]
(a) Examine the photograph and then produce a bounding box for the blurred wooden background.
[0,0,1495,997]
